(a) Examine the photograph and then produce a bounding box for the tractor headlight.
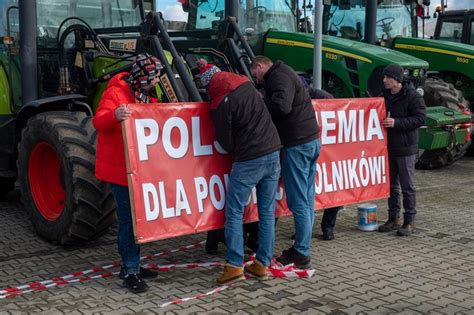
[403,69,411,77]
[416,88,425,96]
[419,69,426,77]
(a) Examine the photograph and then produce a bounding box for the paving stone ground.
[0,157,473,314]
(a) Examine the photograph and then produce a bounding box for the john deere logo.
[413,69,419,78]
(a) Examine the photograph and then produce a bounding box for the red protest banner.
[122,98,389,243]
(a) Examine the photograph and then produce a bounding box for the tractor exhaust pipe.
[19,0,38,104]
[364,0,377,45]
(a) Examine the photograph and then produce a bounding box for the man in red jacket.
[93,53,162,293]
[204,68,282,284]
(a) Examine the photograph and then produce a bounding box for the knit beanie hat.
[126,53,163,103]
[200,64,221,87]
[383,64,404,83]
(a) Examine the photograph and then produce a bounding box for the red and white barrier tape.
[156,261,315,308]
[159,284,232,308]
[0,241,315,307]
[0,240,205,296]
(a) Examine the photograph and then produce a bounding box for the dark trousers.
[388,154,417,222]
[321,207,342,232]
[109,183,140,275]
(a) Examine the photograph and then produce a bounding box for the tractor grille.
[410,76,426,90]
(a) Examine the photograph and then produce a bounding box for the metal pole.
[154,13,202,101]
[19,0,38,104]
[364,0,377,44]
[440,0,445,12]
[312,0,322,89]
[225,0,239,18]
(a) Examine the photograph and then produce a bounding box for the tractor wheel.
[417,78,471,168]
[424,78,470,111]
[416,141,471,170]
[17,111,116,245]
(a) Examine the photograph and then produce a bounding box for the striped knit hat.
[200,64,221,87]
[127,53,163,103]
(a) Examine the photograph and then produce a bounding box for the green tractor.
[164,0,471,169]
[320,0,474,162]
[0,0,203,245]
[0,0,264,245]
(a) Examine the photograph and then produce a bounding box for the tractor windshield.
[158,0,297,32]
[34,0,153,40]
[437,19,464,43]
[323,0,412,41]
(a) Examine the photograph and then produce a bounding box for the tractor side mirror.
[181,0,191,13]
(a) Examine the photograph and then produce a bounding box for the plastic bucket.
[357,203,378,231]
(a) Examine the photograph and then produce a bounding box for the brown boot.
[378,217,401,232]
[397,220,416,236]
[216,264,245,285]
[244,260,268,280]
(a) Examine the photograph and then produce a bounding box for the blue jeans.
[282,139,321,257]
[388,154,417,222]
[109,183,140,275]
[225,151,280,267]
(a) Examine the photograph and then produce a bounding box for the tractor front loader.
[0,0,259,245]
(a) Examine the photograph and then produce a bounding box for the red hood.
[208,72,250,109]
[107,72,130,90]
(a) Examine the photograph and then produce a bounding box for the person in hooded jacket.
[378,64,426,236]
[250,56,320,269]
[201,66,282,285]
[93,53,163,293]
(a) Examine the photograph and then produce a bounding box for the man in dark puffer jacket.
[251,56,320,269]
[378,64,426,236]
[203,68,282,284]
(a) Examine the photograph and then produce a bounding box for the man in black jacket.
[378,64,426,236]
[205,69,282,284]
[251,56,321,268]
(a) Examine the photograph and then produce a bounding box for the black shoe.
[245,236,259,253]
[205,230,224,254]
[322,229,334,241]
[378,217,401,233]
[397,222,415,236]
[119,267,158,280]
[276,247,311,269]
[123,274,148,293]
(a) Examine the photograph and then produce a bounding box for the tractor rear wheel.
[417,78,471,169]
[17,111,116,245]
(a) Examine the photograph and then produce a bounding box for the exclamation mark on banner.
[381,156,386,183]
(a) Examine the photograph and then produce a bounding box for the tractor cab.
[161,0,298,33]
[434,9,474,45]
[321,0,415,43]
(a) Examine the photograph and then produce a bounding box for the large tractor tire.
[17,111,116,245]
[417,78,472,169]
[424,78,470,111]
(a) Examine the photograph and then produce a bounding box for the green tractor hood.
[392,37,474,81]
[264,31,429,69]
[262,31,428,98]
